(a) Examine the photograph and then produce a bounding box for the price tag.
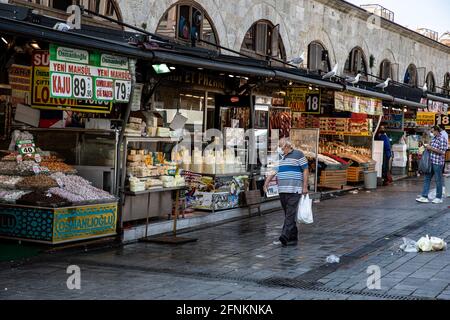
[73,75,93,99]
[114,80,131,102]
[16,140,36,157]
[32,165,41,174]
[56,178,64,188]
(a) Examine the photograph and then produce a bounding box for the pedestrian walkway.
[0,178,449,300]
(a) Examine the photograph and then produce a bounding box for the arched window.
[379,59,393,80]
[344,47,367,76]
[240,20,286,61]
[404,64,418,87]
[156,2,219,48]
[12,0,122,20]
[308,41,330,73]
[426,72,436,92]
[443,73,450,95]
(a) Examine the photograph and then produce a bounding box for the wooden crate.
[347,167,364,182]
[319,170,347,189]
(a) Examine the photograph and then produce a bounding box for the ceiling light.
[169,66,176,70]
[30,42,40,50]
[229,75,234,78]
[244,77,249,80]
[404,108,408,113]
[289,81,293,86]
[1,37,8,45]
[198,67,204,70]
[152,64,171,74]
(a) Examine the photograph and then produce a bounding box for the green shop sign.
[49,44,131,103]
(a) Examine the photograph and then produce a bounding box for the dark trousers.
[382,154,389,181]
[279,193,301,241]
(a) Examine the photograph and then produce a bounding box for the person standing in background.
[416,126,448,204]
[376,126,392,186]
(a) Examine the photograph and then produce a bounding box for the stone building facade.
[7,0,450,92]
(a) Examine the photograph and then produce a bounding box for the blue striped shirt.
[275,149,309,194]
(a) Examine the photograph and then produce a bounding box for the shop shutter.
[255,23,268,55]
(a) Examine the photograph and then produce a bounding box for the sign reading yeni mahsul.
[49,45,132,103]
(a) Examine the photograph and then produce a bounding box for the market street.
[1,177,450,300]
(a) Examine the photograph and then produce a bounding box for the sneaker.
[416,196,430,203]
[272,240,282,245]
[286,240,298,246]
[432,198,443,204]
[279,236,288,246]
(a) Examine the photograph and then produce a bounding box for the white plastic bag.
[417,235,433,252]
[430,237,447,251]
[399,238,418,253]
[326,255,340,263]
[296,194,313,224]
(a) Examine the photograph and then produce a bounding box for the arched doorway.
[308,41,330,73]
[156,1,219,49]
[11,0,122,22]
[404,64,418,87]
[344,47,368,77]
[240,20,286,61]
[443,72,450,95]
[379,59,393,80]
[425,72,436,92]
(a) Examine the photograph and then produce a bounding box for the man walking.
[264,138,309,246]
[416,126,448,204]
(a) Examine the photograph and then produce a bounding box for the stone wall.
[95,0,450,88]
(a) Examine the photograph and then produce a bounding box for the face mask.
[277,147,283,155]
[430,132,435,138]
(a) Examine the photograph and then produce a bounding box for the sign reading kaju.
[49,45,131,103]
[32,50,112,113]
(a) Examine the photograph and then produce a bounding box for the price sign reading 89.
[114,80,131,102]
[73,75,93,99]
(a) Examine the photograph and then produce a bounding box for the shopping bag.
[419,150,432,174]
[296,194,313,224]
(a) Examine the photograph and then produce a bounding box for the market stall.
[0,134,117,244]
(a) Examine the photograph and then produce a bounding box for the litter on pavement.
[326,255,340,263]
[400,235,447,253]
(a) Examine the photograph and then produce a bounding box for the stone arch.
[233,3,293,58]
[340,36,371,75]
[302,29,337,68]
[117,0,228,50]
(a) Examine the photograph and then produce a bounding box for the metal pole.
[117,58,137,234]
[173,190,180,236]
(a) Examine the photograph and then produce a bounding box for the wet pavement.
[1,178,449,300]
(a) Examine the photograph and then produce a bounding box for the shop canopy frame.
[1,3,448,109]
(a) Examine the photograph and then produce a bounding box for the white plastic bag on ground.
[400,237,418,253]
[296,194,313,224]
[430,237,447,251]
[417,235,433,252]
[326,255,340,263]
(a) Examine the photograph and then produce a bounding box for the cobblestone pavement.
[0,178,449,300]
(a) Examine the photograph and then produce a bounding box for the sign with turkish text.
[8,65,32,105]
[416,112,436,126]
[49,45,131,103]
[286,87,321,113]
[32,50,113,113]
[334,92,382,115]
[381,113,404,130]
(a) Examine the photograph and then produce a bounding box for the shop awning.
[391,98,427,109]
[151,50,276,78]
[274,70,344,90]
[426,94,450,104]
[345,86,394,101]
[0,16,154,59]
